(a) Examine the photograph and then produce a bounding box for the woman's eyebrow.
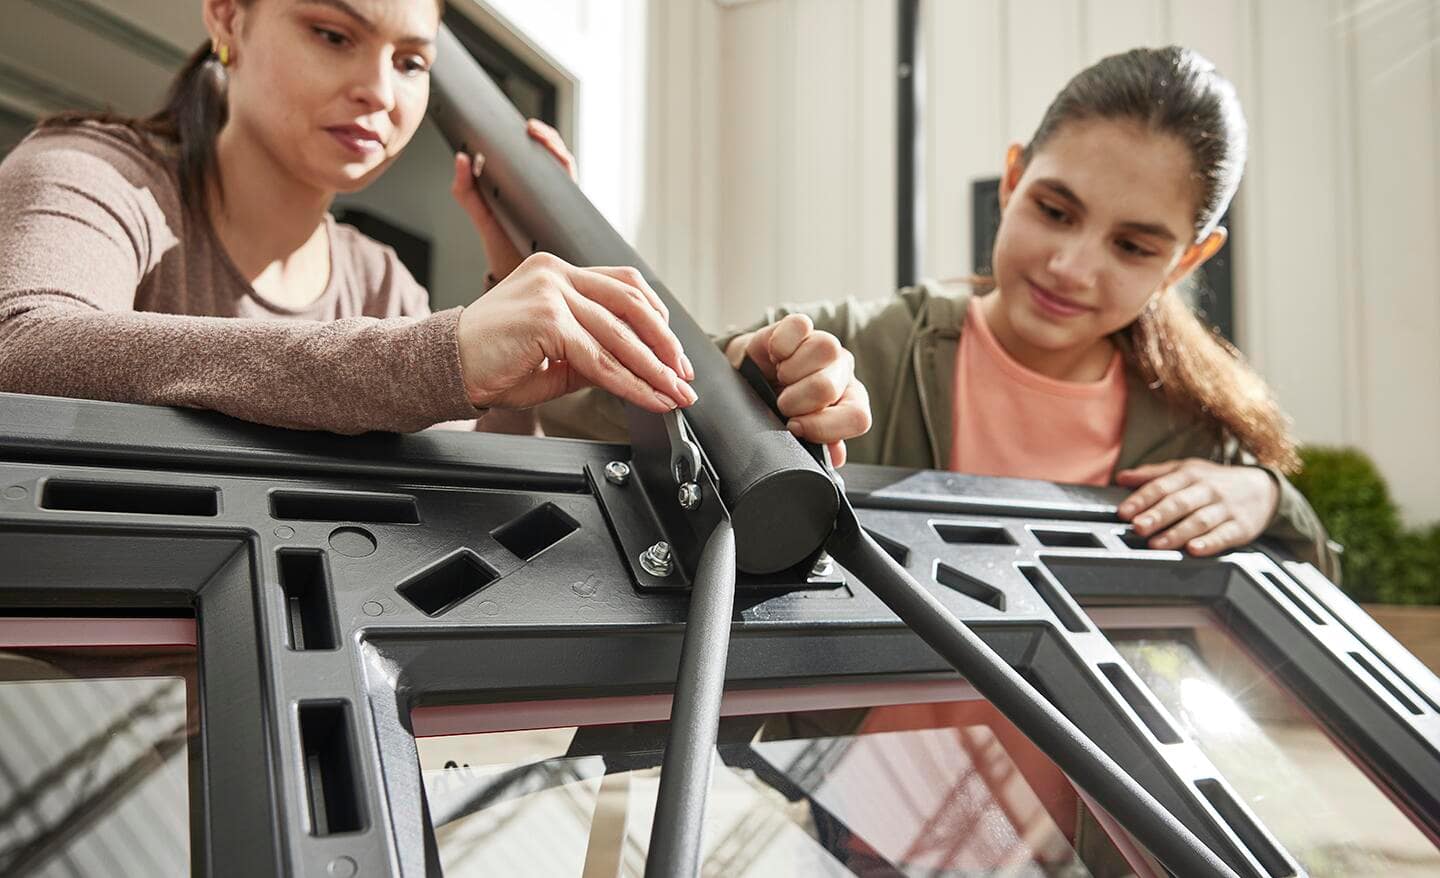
[297,0,435,45]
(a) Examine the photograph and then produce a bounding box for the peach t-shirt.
[950,298,1127,486]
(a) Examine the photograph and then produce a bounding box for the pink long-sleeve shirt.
[0,122,483,434]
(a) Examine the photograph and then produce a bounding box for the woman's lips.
[1027,280,1092,319]
[326,127,383,158]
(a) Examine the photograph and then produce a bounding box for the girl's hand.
[725,314,872,466]
[458,252,696,412]
[1115,459,1279,556]
[450,119,578,282]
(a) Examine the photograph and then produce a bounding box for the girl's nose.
[1048,237,1101,290]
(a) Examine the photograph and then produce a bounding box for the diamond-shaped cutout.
[397,550,498,616]
[492,502,579,561]
[934,561,1006,610]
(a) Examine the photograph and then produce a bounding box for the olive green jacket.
[540,281,1338,579]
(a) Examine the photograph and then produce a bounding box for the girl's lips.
[1027,280,1092,319]
[326,127,383,158]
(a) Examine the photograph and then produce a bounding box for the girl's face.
[217,0,439,194]
[991,119,1208,356]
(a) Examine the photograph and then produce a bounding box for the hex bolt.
[640,540,673,577]
[677,481,702,511]
[810,553,834,578]
[604,460,631,486]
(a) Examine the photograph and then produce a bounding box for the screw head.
[604,460,631,486]
[640,540,674,577]
[677,481,702,511]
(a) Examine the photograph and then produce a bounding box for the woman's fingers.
[449,152,493,228]
[563,287,695,410]
[567,267,690,382]
[548,323,679,413]
[527,118,577,180]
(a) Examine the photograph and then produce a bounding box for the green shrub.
[1291,446,1440,604]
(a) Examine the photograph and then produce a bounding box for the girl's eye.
[1116,239,1157,258]
[1036,200,1069,223]
[313,27,351,48]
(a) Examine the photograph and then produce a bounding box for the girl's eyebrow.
[297,0,435,46]
[1034,177,1178,242]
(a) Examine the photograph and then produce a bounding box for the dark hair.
[41,41,232,219]
[1023,46,1298,473]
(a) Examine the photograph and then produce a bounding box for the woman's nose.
[350,56,397,114]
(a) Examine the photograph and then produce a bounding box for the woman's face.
[991,119,1202,355]
[222,0,439,193]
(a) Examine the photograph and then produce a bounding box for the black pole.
[896,0,924,288]
[429,26,837,576]
[645,521,737,877]
[825,507,1243,878]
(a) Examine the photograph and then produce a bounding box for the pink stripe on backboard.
[0,617,197,648]
[412,678,982,738]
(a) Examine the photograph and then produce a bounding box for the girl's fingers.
[1186,519,1248,556]
[827,440,848,468]
[1119,466,1198,524]
[567,268,689,383]
[766,314,814,363]
[774,332,847,387]
[1150,502,1228,550]
[743,325,781,383]
[1115,459,1185,488]
[785,381,872,445]
[564,289,695,409]
[776,361,850,417]
[1132,479,1214,536]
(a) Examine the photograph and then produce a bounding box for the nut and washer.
[603,460,631,486]
[810,553,834,578]
[677,481,702,511]
[640,540,674,577]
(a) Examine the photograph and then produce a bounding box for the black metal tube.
[645,520,736,878]
[826,508,1242,878]
[428,27,837,575]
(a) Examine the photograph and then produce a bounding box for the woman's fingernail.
[472,154,484,177]
[676,379,697,405]
[681,354,695,381]
[654,390,678,410]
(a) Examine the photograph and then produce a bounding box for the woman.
[0,0,862,438]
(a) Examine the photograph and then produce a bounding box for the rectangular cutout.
[1098,662,1181,744]
[491,502,578,561]
[1117,529,1152,550]
[1195,778,1295,877]
[278,551,338,651]
[299,702,366,836]
[1349,651,1423,715]
[398,550,498,616]
[932,521,1016,546]
[271,490,419,524]
[42,479,218,517]
[1256,570,1326,626]
[1030,527,1104,549]
[1019,565,1089,632]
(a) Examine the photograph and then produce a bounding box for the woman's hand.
[725,314,872,466]
[450,119,577,282]
[1115,459,1280,556]
[458,252,696,412]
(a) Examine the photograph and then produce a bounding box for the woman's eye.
[398,55,431,76]
[313,27,350,48]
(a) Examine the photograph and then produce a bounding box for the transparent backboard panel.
[0,621,198,878]
[417,698,1149,877]
[1100,612,1440,877]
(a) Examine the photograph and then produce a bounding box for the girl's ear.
[1165,227,1228,288]
[998,143,1025,210]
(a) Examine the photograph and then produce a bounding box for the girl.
[547,46,1335,577]
[0,0,858,436]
